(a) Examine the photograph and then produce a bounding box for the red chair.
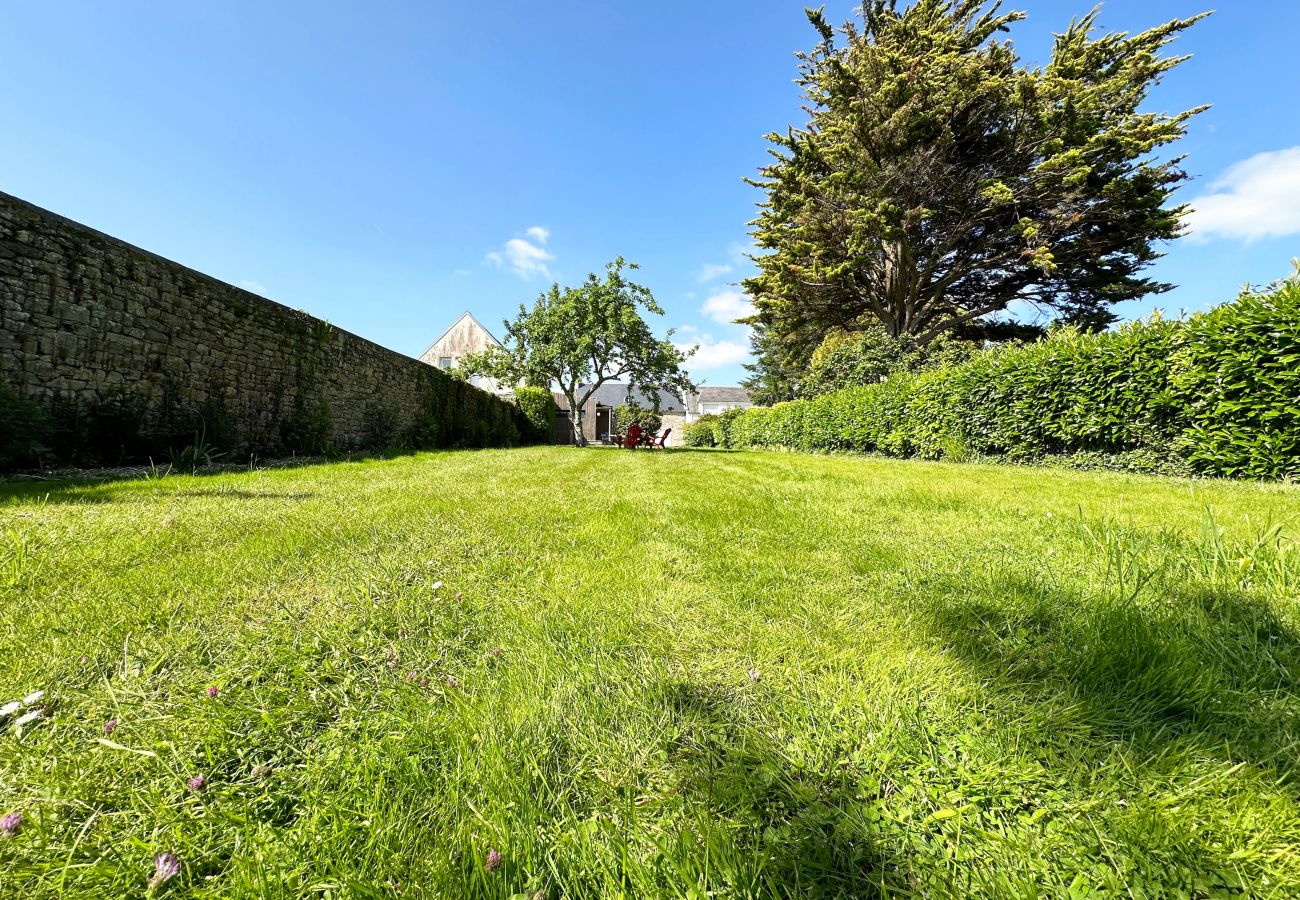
[653,428,672,449]
[623,424,642,449]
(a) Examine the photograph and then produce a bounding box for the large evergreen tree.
[744,1,1208,370]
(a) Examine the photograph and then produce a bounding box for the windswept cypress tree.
[745,1,1208,375]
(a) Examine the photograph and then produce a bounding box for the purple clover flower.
[186,775,207,792]
[149,851,180,891]
[103,718,119,735]
[1,811,21,838]
[484,848,502,871]
[205,685,220,698]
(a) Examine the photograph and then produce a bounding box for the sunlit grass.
[2,447,1299,897]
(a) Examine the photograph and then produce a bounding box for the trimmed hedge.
[682,416,718,447]
[1177,277,1300,479]
[727,276,1300,480]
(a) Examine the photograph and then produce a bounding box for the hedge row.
[727,276,1300,480]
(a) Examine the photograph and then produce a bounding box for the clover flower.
[103,718,119,735]
[206,685,220,698]
[1,811,21,838]
[148,851,180,892]
[186,775,207,792]
[484,849,502,871]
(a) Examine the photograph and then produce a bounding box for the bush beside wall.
[514,386,557,443]
[682,416,718,447]
[728,276,1300,480]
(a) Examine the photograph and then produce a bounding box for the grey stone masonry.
[0,191,519,458]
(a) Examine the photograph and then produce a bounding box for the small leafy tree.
[458,259,694,446]
[614,402,662,435]
[746,1,1209,360]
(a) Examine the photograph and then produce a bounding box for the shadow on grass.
[656,680,890,898]
[0,482,319,506]
[0,443,525,506]
[918,569,1300,777]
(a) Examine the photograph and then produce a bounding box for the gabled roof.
[695,386,752,403]
[419,311,503,360]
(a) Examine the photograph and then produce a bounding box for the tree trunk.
[568,398,587,447]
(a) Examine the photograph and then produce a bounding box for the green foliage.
[799,329,911,398]
[798,328,981,399]
[514,386,557,443]
[1178,276,1300,479]
[746,0,1207,380]
[682,416,719,448]
[710,408,747,448]
[614,403,661,435]
[169,424,224,473]
[0,384,49,470]
[728,276,1300,479]
[458,258,693,445]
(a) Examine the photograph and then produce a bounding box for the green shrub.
[800,327,980,398]
[1178,277,1300,479]
[614,403,662,435]
[727,274,1300,480]
[711,408,747,448]
[682,416,718,447]
[514,386,556,443]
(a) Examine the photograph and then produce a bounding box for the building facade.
[684,386,754,421]
[419,312,510,395]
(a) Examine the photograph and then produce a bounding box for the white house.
[684,386,754,421]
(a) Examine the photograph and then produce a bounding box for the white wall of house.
[690,401,753,420]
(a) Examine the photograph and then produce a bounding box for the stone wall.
[0,191,525,466]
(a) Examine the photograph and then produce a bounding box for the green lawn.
[2,447,1299,898]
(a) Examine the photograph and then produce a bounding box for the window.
[439,356,454,368]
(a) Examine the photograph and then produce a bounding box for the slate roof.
[551,382,685,412]
[694,386,752,404]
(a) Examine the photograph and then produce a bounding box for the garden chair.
[653,428,671,449]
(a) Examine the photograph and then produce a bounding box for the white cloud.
[696,262,732,282]
[675,330,751,370]
[486,226,554,279]
[1186,147,1300,242]
[701,290,755,325]
[239,280,269,296]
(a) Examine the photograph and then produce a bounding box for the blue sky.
[2,1,1298,387]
